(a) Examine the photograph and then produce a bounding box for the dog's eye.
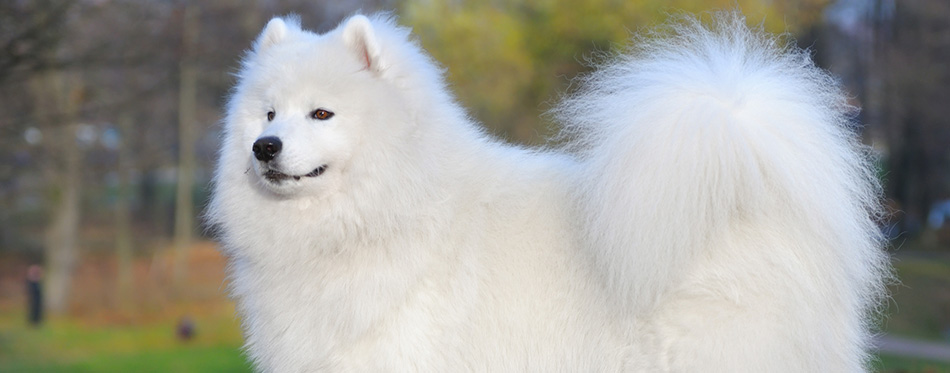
[310,109,334,120]
[267,111,275,121]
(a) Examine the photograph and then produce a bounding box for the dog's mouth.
[262,165,328,182]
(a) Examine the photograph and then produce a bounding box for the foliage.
[400,0,832,144]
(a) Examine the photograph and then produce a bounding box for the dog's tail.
[555,13,889,367]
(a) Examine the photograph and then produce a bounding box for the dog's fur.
[208,12,890,372]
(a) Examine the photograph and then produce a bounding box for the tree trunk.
[173,4,200,292]
[115,110,134,306]
[43,140,80,314]
[32,71,84,315]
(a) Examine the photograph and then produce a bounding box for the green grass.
[884,254,950,341]
[873,252,950,372]
[876,353,950,372]
[1,344,249,373]
[0,310,251,372]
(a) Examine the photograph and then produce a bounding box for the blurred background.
[0,0,948,371]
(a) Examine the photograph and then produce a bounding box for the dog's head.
[223,14,419,199]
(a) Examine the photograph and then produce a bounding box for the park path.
[875,335,950,362]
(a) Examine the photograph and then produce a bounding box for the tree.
[0,0,71,83]
[825,0,950,238]
[401,0,833,145]
[2,0,86,315]
[878,0,950,238]
[30,70,85,314]
[115,110,135,306]
[172,3,201,293]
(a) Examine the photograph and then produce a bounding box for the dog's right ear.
[254,17,290,53]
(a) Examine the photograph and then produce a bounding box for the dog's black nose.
[252,136,282,162]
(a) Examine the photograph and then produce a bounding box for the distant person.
[25,264,43,327]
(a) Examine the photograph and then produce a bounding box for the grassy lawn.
[0,243,251,372]
[884,253,950,341]
[0,308,250,372]
[874,251,950,372]
[877,353,950,372]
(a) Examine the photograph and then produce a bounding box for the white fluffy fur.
[208,13,889,372]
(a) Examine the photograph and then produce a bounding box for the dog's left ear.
[342,15,385,73]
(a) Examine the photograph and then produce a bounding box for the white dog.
[208,12,890,372]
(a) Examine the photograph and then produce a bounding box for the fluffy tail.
[556,13,889,367]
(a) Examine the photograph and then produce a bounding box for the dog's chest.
[233,240,479,370]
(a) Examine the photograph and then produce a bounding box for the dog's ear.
[342,15,385,73]
[254,17,291,53]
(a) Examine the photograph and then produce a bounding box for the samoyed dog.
[208,12,890,372]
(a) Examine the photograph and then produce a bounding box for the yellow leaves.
[399,0,832,143]
[406,2,533,122]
